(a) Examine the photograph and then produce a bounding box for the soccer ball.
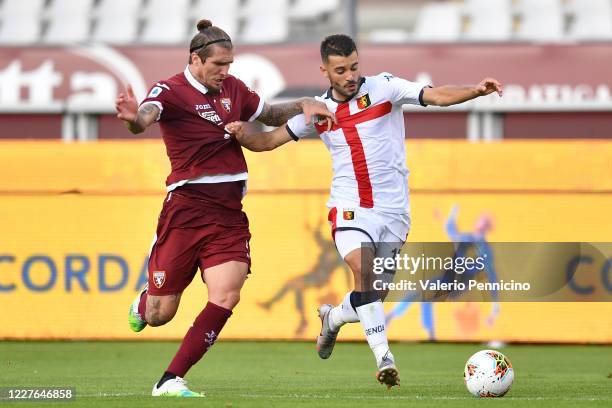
[464,349,514,397]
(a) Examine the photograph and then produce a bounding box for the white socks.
[327,292,393,366]
[356,300,390,365]
[329,292,359,331]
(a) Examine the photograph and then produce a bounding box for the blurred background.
[0,0,611,343]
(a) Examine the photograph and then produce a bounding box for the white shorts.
[328,206,411,260]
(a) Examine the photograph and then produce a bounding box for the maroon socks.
[166,302,233,377]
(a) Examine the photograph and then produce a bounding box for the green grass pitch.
[1,341,610,407]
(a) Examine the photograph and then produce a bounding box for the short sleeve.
[377,72,430,107]
[286,113,317,141]
[235,78,265,122]
[140,82,170,122]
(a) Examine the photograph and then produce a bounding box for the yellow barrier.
[2,139,611,192]
[1,140,611,342]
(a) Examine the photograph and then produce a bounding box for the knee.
[345,252,367,277]
[209,290,241,310]
[350,262,363,276]
[145,306,177,327]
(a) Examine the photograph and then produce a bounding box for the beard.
[333,79,360,100]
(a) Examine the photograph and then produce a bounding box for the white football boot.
[376,350,400,389]
[152,376,204,397]
[316,304,339,359]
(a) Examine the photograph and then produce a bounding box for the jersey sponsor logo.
[220,97,232,113]
[194,104,212,110]
[357,93,371,110]
[148,86,163,98]
[198,110,223,125]
[343,210,355,220]
[153,271,166,288]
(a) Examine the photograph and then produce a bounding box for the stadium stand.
[515,0,565,42]
[361,0,612,43]
[289,0,340,21]
[240,0,290,43]
[141,0,190,45]
[193,0,240,40]
[43,0,94,44]
[359,0,424,42]
[1,0,612,45]
[0,0,44,45]
[91,0,140,45]
[463,0,513,42]
[413,2,462,42]
[567,0,612,41]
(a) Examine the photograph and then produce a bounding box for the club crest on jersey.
[153,271,166,288]
[343,210,355,220]
[357,93,371,110]
[220,98,232,113]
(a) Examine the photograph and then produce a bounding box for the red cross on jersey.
[286,72,429,214]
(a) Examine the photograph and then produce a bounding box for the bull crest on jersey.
[357,93,371,109]
[153,271,166,288]
[221,98,232,113]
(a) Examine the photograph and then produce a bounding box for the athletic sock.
[166,302,232,377]
[329,291,359,331]
[156,371,177,388]
[137,290,147,322]
[356,300,391,365]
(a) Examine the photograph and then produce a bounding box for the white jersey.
[287,72,429,214]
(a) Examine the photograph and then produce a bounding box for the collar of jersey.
[326,77,366,104]
[184,66,209,95]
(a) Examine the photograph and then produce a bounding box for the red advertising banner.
[0,44,611,138]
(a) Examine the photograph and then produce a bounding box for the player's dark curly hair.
[188,19,233,63]
[320,34,357,63]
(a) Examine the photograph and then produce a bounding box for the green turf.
[0,341,610,407]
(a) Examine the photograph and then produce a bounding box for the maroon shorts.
[147,188,251,296]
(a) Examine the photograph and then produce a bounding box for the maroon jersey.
[141,67,263,188]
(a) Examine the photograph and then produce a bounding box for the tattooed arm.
[226,121,294,152]
[257,98,335,127]
[115,84,159,134]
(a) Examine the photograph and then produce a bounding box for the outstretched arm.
[423,78,503,107]
[115,84,158,134]
[257,98,336,127]
[226,121,294,152]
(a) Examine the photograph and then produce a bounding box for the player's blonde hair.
[188,19,233,63]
